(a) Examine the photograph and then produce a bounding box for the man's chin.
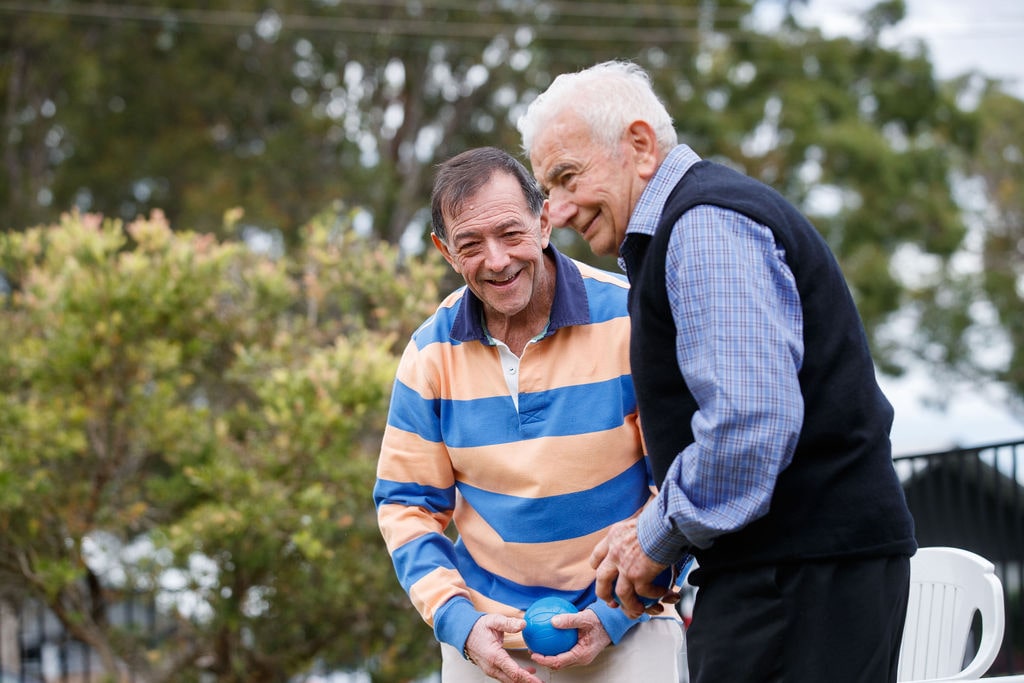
[584,234,615,258]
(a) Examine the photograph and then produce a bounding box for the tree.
[0,0,751,246]
[973,86,1024,414]
[0,209,447,682]
[0,1,357,244]
[897,79,1024,418]
[0,1,1000,372]
[668,1,980,371]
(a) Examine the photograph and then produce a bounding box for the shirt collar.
[450,243,590,344]
[619,144,702,268]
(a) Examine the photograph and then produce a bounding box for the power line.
[0,1,741,44]
[1,1,1019,48]
[0,0,749,29]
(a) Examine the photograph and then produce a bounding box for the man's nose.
[482,239,512,270]
[546,190,577,228]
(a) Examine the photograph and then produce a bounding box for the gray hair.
[518,61,677,157]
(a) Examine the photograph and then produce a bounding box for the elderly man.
[519,61,916,683]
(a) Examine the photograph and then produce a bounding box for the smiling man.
[519,61,917,683]
[374,147,685,683]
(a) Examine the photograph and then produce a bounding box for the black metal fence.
[895,437,1024,675]
[2,438,1023,681]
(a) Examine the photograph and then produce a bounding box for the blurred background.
[1,1,1022,681]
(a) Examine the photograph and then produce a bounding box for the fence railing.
[894,437,1024,675]
[3,438,1023,681]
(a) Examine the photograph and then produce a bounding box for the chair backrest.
[897,547,1005,681]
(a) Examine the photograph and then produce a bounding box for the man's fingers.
[485,650,541,683]
[658,591,681,605]
[613,576,649,618]
[589,534,609,569]
[503,616,527,633]
[644,602,667,615]
[532,609,610,670]
[593,559,618,605]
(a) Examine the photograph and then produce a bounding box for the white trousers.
[440,617,686,683]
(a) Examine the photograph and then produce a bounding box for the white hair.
[518,60,677,157]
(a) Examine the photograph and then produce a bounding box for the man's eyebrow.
[543,162,576,187]
[488,217,521,234]
[450,227,483,247]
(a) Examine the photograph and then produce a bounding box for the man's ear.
[431,233,460,273]
[626,120,661,180]
[540,200,552,249]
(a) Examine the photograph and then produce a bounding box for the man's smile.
[579,213,599,240]
[488,270,521,288]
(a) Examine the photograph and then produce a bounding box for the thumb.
[502,616,527,634]
[549,613,582,629]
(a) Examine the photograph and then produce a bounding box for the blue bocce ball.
[523,596,579,656]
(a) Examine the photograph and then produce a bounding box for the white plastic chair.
[897,547,1005,681]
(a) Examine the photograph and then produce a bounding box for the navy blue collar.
[449,244,590,344]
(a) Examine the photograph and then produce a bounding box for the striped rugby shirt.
[374,245,658,655]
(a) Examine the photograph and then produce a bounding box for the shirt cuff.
[637,493,691,565]
[587,600,648,644]
[433,596,485,655]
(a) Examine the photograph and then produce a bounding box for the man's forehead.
[532,119,595,172]
[447,176,528,229]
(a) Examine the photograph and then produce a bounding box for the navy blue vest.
[623,160,916,573]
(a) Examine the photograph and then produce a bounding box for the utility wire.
[0,1,1019,48]
[1,0,1020,32]
[0,0,740,44]
[0,0,753,26]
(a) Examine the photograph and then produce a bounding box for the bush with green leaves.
[0,208,446,682]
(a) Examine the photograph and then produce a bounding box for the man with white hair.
[519,61,916,683]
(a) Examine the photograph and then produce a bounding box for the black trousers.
[686,555,911,683]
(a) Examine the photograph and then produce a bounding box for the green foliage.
[973,86,1024,405]
[0,209,447,682]
[0,0,746,246]
[692,16,979,359]
[904,81,1024,415]
[2,0,1003,382]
